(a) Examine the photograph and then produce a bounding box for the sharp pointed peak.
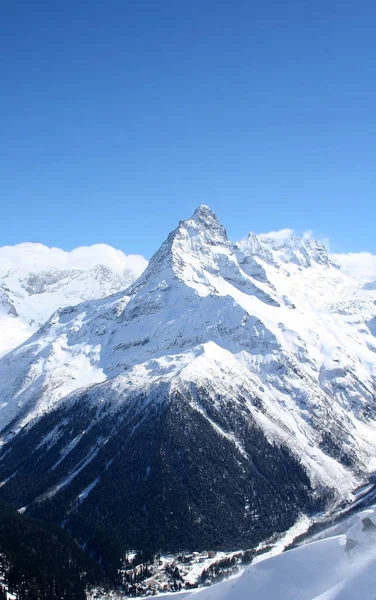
[131,204,230,291]
[191,204,218,221]
[181,205,225,237]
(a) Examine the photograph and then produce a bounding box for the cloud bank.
[0,243,148,278]
[1,237,376,288]
[331,252,376,282]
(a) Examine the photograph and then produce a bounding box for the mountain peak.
[121,204,278,326]
[191,204,218,223]
[180,206,229,247]
[133,205,231,293]
[258,231,329,266]
[178,205,225,238]
[237,229,329,268]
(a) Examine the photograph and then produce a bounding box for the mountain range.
[0,206,375,573]
[0,242,147,357]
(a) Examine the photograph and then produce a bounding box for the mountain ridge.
[0,206,375,568]
[0,242,147,357]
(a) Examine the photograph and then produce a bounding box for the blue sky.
[1,1,375,258]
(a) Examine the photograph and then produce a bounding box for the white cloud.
[331,252,376,282]
[0,242,148,278]
[257,228,294,242]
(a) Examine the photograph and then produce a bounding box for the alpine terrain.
[0,243,147,357]
[0,206,376,576]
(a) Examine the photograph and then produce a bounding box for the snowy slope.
[0,206,376,507]
[159,504,376,600]
[0,242,147,356]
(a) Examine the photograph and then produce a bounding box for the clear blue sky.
[1,1,375,258]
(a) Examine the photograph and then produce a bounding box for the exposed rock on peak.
[0,208,375,566]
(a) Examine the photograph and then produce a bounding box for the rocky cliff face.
[0,206,375,565]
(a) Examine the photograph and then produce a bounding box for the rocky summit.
[0,206,376,572]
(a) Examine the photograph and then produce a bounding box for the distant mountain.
[0,206,375,573]
[0,242,147,356]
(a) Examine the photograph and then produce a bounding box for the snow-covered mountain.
[0,242,147,357]
[0,206,375,562]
